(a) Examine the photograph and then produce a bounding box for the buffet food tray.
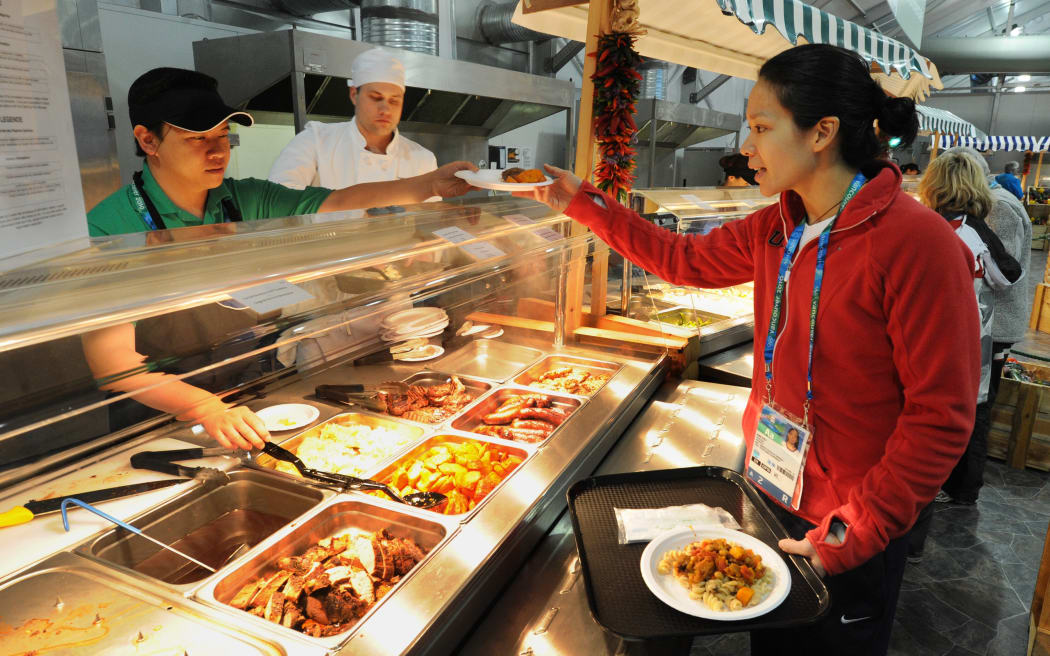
[195,496,456,651]
[369,431,533,522]
[77,467,328,592]
[383,371,494,426]
[451,385,582,447]
[567,466,829,640]
[251,412,427,482]
[431,340,544,382]
[0,552,288,655]
[512,355,623,398]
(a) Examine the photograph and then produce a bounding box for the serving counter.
[616,187,773,360]
[0,196,668,655]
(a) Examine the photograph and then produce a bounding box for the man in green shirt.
[84,67,477,449]
[88,67,476,236]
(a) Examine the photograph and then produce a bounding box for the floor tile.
[985,612,1030,656]
[947,618,998,654]
[926,577,1026,624]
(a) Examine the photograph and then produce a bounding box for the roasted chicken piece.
[501,167,546,183]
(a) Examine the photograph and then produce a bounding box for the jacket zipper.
[768,208,879,399]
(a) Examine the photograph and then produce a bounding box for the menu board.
[0,0,88,262]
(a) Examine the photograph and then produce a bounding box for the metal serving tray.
[252,412,426,481]
[0,552,288,656]
[432,340,544,382]
[369,432,532,522]
[78,468,327,591]
[512,355,623,398]
[451,385,582,446]
[196,497,452,651]
[375,372,492,426]
[653,306,730,329]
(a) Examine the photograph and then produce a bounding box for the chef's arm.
[318,161,478,212]
[81,324,269,450]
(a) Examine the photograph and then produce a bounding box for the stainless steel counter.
[0,339,666,656]
[698,342,754,387]
[457,379,750,656]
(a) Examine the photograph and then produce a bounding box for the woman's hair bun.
[878,96,919,147]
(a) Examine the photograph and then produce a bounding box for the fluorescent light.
[1015,86,1027,93]
[1010,25,1023,36]
[1018,74,1032,82]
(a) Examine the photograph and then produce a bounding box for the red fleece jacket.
[566,162,979,574]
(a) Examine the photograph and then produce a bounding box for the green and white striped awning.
[916,106,985,138]
[716,0,933,80]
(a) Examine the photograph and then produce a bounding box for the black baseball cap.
[128,67,253,133]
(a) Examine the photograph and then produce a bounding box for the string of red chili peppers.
[590,32,643,204]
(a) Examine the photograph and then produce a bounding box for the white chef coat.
[268,118,438,194]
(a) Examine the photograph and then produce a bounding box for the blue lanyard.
[762,172,867,418]
[131,170,241,231]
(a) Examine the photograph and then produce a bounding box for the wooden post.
[1037,151,1045,189]
[1023,151,1032,192]
[1008,383,1040,470]
[564,0,613,336]
[929,131,941,161]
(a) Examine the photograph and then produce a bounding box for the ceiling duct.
[361,0,438,55]
[920,36,1050,74]
[272,0,354,15]
[478,1,548,44]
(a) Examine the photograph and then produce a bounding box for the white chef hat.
[348,48,406,90]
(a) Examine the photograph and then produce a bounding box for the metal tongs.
[130,447,234,486]
[314,383,409,413]
[261,442,446,510]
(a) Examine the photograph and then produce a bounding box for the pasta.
[657,538,772,611]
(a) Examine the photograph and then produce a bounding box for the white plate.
[639,527,791,621]
[455,169,554,191]
[255,403,320,432]
[381,307,447,331]
[380,321,449,342]
[393,345,445,362]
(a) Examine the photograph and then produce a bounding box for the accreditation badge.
[746,403,811,510]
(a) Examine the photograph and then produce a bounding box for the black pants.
[751,497,909,656]
[942,341,1011,503]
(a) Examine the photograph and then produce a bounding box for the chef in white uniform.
[268,48,438,192]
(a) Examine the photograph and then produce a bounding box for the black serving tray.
[567,466,830,640]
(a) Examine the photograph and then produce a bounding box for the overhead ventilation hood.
[636,98,742,150]
[192,30,574,136]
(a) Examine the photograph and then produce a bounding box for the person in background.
[995,161,1025,200]
[84,67,476,448]
[517,44,979,656]
[940,147,1030,502]
[718,153,757,186]
[269,48,437,193]
[901,162,921,175]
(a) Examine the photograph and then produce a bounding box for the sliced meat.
[323,566,354,586]
[282,574,306,604]
[229,578,264,610]
[324,586,366,624]
[248,570,291,611]
[264,585,286,624]
[304,594,330,625]
[349,536,376,575]
[301,618,324,637]
[348,569,375,604]
[281,600,304,629]
[372,537,396,580]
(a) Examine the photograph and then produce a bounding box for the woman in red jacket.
[519,44,980,655]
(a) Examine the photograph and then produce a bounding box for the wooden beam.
[564,0,614,339]
[929,131,941,161]
[522,0,587,14]
[1037,151,1045,190]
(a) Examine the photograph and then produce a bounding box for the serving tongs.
[314,383,409,413]
[261,442,446,510]
[130,447,235,487]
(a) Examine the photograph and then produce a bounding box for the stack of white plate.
[379,307,449,342]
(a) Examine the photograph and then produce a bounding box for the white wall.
[99,3,255,183]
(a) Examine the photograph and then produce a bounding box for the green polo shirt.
[87,163,333,237]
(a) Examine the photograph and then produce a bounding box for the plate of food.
[455,168,554,191]
[254,403,320,432]
[640,527,790,621]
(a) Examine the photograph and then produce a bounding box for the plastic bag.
[613,504,740,545]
